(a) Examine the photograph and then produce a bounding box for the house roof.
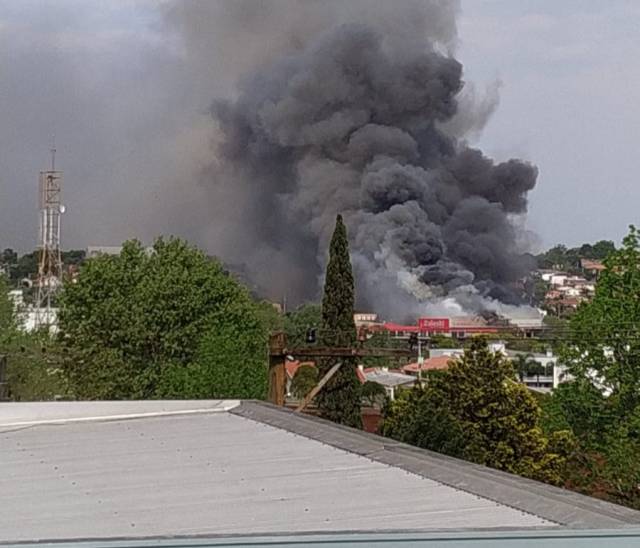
[284,360,315,379]
[403,356,453,372]
[581,259,606,271]
[364,368,416,387]
[2,400,640,544]
[383,322,420,332]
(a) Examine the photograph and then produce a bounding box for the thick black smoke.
[205,7,537,318]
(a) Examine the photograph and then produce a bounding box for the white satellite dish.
[59,204,66,214]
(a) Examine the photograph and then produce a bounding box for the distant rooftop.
[363,368,416,387]
[403,356,453,373]
[86,246,123,257]
[2,400,640,545]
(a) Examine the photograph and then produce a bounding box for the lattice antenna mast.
[34,140,64,329]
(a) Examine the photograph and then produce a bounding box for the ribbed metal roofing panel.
[1,406,549,541]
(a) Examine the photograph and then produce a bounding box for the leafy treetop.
[58,238,267,399]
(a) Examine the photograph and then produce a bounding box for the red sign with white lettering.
[418,318,450,332]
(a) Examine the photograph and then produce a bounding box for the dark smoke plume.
[179,1,538,319]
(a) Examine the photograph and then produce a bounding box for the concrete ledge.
[231,400,640,529]
[0,400,239,428]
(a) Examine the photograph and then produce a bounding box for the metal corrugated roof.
[1,400,639,544]
[364,369,416,387]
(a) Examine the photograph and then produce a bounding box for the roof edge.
[230,400,640,529]
[0,400,240,429]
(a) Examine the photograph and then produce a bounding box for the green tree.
[0,277,69,401]
[290,364,318,400]
[561,226,640,420]
[511,353,546,382]
[61,249,86,266]
[58,238,267,399]
[382,339,571,485]
[11,251,38,284]
[538,244,568,270]
[361,380,387,407]
[2,332,70,401]
[316,215,362,428]
[381,386,467,457]
[1,248,17,263]
[158,319,268,399]
[0,275,14,337]
[591,240,616,260]
[546,226,640,507]
[284,303,322,347]
[513,353,535,381]
[254,300,284,334]
[360,331,405,368]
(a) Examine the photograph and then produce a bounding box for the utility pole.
[417,336,423,383]
[268,332,287,406]
[267,331,412,410]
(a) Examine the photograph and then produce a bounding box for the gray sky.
[1,0,638,254]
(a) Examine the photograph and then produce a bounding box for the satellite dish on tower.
[59,204,66,214]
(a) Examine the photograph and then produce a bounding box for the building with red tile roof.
[402,355,454,374]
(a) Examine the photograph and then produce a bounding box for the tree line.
[382,226,640,509]
[0,221,357,407]
[2,222,640,510]
[536,239,615,272]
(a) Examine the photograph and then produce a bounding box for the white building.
[361,366,416,400]
[8,289,58,334]
[353,312,378,327]
[550,274,569,287]
[507,350,561,392]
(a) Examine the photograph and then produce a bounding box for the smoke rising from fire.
[165,1,538,319]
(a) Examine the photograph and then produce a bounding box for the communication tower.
[34,142,64,329]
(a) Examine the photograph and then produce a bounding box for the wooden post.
[268,332,287,406]
[0,354,7,401]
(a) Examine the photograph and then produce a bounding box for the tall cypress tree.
[316,214,362,428]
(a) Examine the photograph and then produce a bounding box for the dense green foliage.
[382,339,572,485]
[284,303,322,347]
[316,215,362,428]
[58,238,268,399]
[1,248,18,267]
[2,333,69,401]
[0,248,86,285]
[254,300,285,334]
[361,380,387,407]
[0,275,69,401]
[0,275,14,336]
[512,353,546,381]
[537,240,615,272]
[381,386,467,456]
[543,226,640,507]
[360,331,406,368]
[290,364,318,400]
